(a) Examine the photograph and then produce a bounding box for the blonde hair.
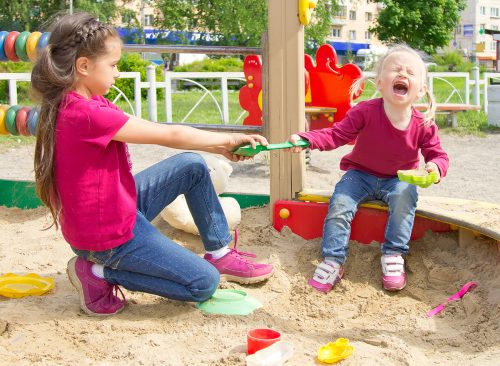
[350,44,436,126]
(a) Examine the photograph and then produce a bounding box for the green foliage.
[0,61,33,104]
[156,0,267,47]
[0,0,119,32]
[172,57,245,90]
[370,0,467,54]
[305,1,337,55]
[174,57,243,72]
[155,0,335,52]
[432,50,465,71]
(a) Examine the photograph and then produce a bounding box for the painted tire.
[26,32,42,61]
[15,31,31,62]
[26,107,40,136]
[5,105,21,135]
[0,107,8,135]
[4,31,20,62]
[0,31,8,61]
[16,106,31,136]
[37,32,51,51]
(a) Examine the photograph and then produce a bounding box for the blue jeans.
[322,169,418,264]
[72,152,232,302]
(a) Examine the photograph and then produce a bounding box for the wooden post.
[265,0,306,213]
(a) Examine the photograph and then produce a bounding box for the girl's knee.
[189,266,220,302]
[179,152,209,177]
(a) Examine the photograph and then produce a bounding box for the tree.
[154,0,336,51]
[0,0,119,32]
[370,0,467,54]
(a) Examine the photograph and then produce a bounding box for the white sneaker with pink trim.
[381,254,406,291]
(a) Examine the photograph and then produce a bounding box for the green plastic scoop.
[196,289,262,315]
[397,169,439,188]
[233,139,310,157]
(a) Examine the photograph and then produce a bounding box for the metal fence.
[0,67,489,127]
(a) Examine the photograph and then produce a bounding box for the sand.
[1,133,500,365]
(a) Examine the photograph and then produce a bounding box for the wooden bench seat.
[414,103,481,128]
[294,190,500,243]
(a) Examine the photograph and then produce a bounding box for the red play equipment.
[239,44,363,129]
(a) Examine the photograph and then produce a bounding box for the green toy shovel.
[233,139,310,157]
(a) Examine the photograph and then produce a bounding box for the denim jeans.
[322,169,418,264]
[72,152,232,302]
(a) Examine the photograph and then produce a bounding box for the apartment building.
[326,0,385,64]
[452,0,500,68]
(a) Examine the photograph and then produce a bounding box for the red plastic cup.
[247,328,281,355]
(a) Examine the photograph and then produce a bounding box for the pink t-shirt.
[55,92,136,251]
[299,98,449,178]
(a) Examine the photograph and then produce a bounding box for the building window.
[335,6,347,17]
[492,41,497,51]
[491,8,499,17]
[480,6,486,15]
[365,12,372,21]
[144,14,154,26]
[331,28,341,38]
[493,25,499,31]
[349,10,356,20]
[365,31,371,40]
[349,30,356,40]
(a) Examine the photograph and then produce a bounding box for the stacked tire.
[0,105,40,136]
[0,31,50,62]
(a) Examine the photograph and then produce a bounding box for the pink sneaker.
[308,260,344,293]
[66,256,126,316]
[203,233,273,284]
[381,254,406,291]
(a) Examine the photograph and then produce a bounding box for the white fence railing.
[1,67,490,125]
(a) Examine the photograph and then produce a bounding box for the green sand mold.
[397,169,439,188]
[196,289,262,315]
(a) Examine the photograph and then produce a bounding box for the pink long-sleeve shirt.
[298,98,449,178]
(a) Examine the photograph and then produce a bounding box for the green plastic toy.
[196,289,262,315]
[397,169,439,188]
[233,140,310,157]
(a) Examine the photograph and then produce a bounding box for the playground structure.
[0,1,499,256]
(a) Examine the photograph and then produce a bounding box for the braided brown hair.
[31,12,119,229]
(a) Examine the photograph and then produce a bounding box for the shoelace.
[229,228,257,262]
[101,285,126,309]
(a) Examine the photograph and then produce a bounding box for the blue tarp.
[329,41,371,54]
[117,28,225,45]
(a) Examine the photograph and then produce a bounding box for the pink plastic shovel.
[427,281,478,318]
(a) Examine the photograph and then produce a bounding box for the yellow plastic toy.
[298,0,317,25]
[0,273,55,298]
[317,338,354,364]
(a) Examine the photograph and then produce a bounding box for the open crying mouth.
[393,82,408,95]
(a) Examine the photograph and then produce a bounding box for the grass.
[0,135,35,153]
[114,90,245,125]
